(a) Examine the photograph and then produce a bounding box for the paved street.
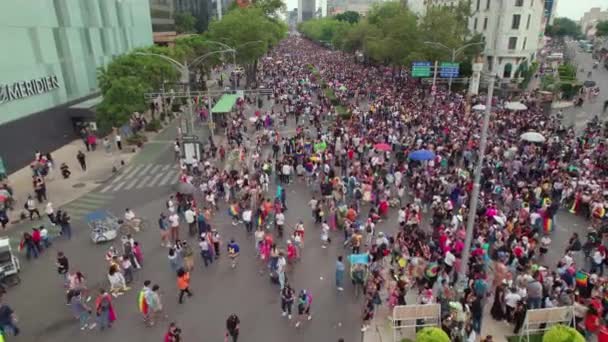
[563,41,608,130]
[3,45,606,342]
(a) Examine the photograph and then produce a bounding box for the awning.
[67,95,103,119]
[211,94,238,113]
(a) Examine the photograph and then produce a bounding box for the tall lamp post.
[135,49,235,138]
[204,40,265,90]
[458,72,496,301]
[423,41,485,93]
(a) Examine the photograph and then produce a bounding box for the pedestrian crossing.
[99,163,179,193]
[60,192,115,221]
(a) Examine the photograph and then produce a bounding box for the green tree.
[252,0,286,17]
[542,324,585,342]
[96,77,149,132]
[175,12,197,33]
[207,7,286,85]
[546,17,582,39]
[596,20,608,36]
[334,11,360,24]
[416,327,450,342]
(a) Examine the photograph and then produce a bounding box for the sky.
[554,0,605,21]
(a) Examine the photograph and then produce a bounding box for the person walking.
[57,251,70,287]
[68,290,96,330]
[94,289,116,330]
[336,256,345,291]
[164,322,181,341]
[295,289,312,328]
[199,234,213,267]
[0,299,20,336]
[176,268,192,304]
[76,151,87,171]
[226,314,240,342]
[58,210,72,239]
[25,195,41,220]
[281,283,295,319]
[45,202,55,226]
[168,212,180,243]
[115,133,122,151]
[138,280,153,326]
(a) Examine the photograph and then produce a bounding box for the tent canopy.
[211,94,238,113]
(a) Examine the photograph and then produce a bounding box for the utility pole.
[217,0,223,20]
[458,73,496,300]
[431,60,438,97]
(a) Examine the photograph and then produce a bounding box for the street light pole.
[458,73,496,296]
[135,49,234,139]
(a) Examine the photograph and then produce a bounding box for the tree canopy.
[175,12,197,33]
[334,11,360,24]
[596,20,608,37]
[546,17,582,39]
[300,1,482,71]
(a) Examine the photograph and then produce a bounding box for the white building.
[469,0,545,79]
[405,0,545,79]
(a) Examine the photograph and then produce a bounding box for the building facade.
[404,0,545,79]
[580,7,608,38]
[0,0,153,173]
[469,0,545,79]
[544,0,557,25]
[298,0,316,22]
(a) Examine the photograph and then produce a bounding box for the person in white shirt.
[397,207,406,226]
[168,213,180,242]
[276,253,287,290]
[46,202,55,226]
[184,208,196,237]
[444,250,456,273]
[321,221,330,248]
[242,209,253,233]
[504,288,521,321]
[275,211,285,238]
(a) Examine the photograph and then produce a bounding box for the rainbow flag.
[229,205,239,218]
[543,217,553,234]
[258,215,263,227]
[575,271,588,287]
[138,290,148,315]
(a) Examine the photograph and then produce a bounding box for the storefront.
[0,0,153,174]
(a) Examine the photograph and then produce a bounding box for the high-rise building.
[0,0,153,173]
[298,0,315,22]
[544,0,557,25]
[469,0,545,79]
[580,7,608,37]
[174,0,212,32]
[150,0,175,45]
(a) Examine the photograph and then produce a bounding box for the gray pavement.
[4,59,604,342]
[562,42,608,130]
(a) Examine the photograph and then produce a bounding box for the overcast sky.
[555,0,605,21]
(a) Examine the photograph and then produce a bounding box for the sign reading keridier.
[0,75,60,104]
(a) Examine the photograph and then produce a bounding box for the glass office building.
[0,0,153,173]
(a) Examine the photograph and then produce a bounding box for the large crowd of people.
[5,35,607,342]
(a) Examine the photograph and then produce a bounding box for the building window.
[483,17,488,30]
[512,14,521,29]
[515,0,523,6]
[526,14,531,29]
[474,18,478,30]
[503,63,513,78]
[486,0,490,9]
[522,37,527,50]
[476,0,480,11]
[508,37,518,50]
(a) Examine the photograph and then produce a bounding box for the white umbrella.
[472,104,486,111]
[504,101,527,111]
[520,131,546,143]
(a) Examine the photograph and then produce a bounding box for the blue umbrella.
[408,149,435,161]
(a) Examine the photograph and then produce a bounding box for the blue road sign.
[440,62,460,78]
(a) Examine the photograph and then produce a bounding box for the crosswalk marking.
[98,163,179,193]
[135,175,152,189]
[59,193,114,220]
[158,170,178,186]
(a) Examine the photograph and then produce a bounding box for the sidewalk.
[362,294,513,342]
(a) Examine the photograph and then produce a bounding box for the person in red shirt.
[584,306,601,339]
[164,322,181,342]
[31,228,42,252]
